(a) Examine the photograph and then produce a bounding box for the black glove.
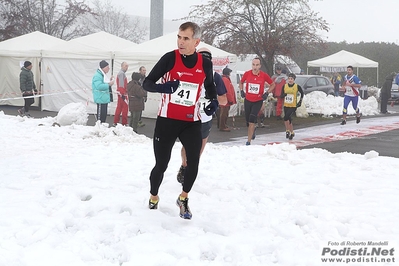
[240,90,245,98]
[297,100,302,107]
[280,93,287,99]
[121,95,126,100]
[157,80,180,94]
[262,93,268,100]
[204,99,219,116]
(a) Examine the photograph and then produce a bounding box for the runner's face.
[287,77,295,84]
[177,28,200,56]
[347,68,353,76]
[252,59,261,73]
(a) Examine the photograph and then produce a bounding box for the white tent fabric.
[114,32,238,118]
[307,50,378,68]
[1,31,238,118]
[41,40,112,60]
[69,31,137,51]
[0,32,66,106]
[40,32,137,113]
[307,50,379,84]
[0,31,66,57]
[40,58,105,114]
[41,41,113,113]
[115,31,236,64]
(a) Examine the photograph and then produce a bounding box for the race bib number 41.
[170,81,199,106]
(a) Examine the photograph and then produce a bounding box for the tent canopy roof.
[0,31,66,57]
[114,32,237,63]
[307,50,378,68]
[42,40,112,59]
[69,31,137,51]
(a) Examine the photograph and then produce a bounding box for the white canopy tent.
[0,31,66,106]
[41,41,113,113]
[307,50,379,85]
[69,31,137,52]
[114,31,237,78]
[66,31,137,115]
[41,32,138,114]
[1,30,238,118]
[114,32,238,118]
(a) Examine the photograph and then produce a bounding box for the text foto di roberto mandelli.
[328,241,390,246]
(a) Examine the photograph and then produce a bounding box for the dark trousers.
[130,111,141,132]
[381,93,388,113]
[23,97,34,113]
[149,117,202,196]
[244,99,263,125]
[283,106,297,124]
[96,103,108,123]
[219,106,230,129]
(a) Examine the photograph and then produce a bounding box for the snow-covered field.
[0,99,398,265]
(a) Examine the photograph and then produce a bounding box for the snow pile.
[56,102,89,126]
[304,91,380,116]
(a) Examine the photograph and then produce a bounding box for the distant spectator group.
[91,60,148,132]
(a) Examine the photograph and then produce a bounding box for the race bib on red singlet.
[170,81,199,106]
[248,83,260,94]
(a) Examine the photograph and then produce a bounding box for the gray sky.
[110,0,398,44]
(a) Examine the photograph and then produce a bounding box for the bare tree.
[85,0,147,44]
[187,0,329,74]
[0,0,93,41]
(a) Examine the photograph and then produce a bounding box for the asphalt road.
[300,126,399,158]
[1,105,398,158]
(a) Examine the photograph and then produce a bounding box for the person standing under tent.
[331,72,342,97]
[137,66,147,128]
[271,66,287,120]
[380,72,395,114]
[143,22,217,220]
[220,66,236,131]
[213,68,228,130]
[92,60,114,123]
[127,72,147,132]
[239,57,275,145]
[340,65,361,125]
[18,61,37,118]
[113,62,129,126]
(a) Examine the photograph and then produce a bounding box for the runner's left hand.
[204,99,219,116]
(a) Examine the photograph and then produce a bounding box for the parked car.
[390,81,399,104]
[294,75,335,95]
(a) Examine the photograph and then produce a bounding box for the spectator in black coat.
[380,73,395,114]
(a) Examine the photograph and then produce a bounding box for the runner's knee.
[248,113,257,123]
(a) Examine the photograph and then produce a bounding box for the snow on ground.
[0,94,398,266]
